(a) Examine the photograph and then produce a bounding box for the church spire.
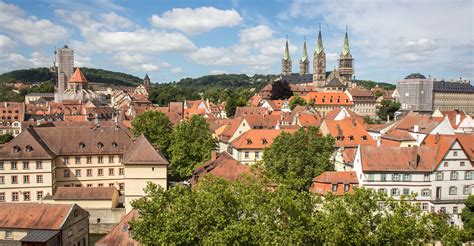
[281,36,292,75]
[299,37,309,75]
[301,37,308,61]
[342,25,351,56]
[316,24,324,55]
[283,36,290,60]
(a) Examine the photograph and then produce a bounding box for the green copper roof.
[283,38,290,60]
[316,29,324,55]
[342,31,351,56]
[301,37,308,61]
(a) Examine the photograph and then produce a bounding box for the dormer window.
[262,138,268,145]
[349,135,354,141]
[112,142,118,148]
[25,145,33,152]
[97,142,104,149]
[13,146,21,153]
[361,135,367,140]
[246,139,253,145]
[79,142,85,149]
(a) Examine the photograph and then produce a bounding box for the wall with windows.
[232,149,263,165]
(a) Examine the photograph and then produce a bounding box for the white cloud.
[170,67,183,74]
[101,12,135,30]
[0,2,68,46]
[239,25,273,44]
[151,7,243,35]
[403,39,438,53]
[134,63,159,72]
[0,51,52,70]
[0,35,15,52]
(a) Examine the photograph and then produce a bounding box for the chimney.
[435,133,440,144]
[413,125,419,133]
[411,146,419,169]
[210,150,217,161]
[455,109,461,126]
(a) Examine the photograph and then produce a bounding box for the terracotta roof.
[392,114,443,134]
[243,114,280,129]
[192,152,251,184]
[219,117,245,143]
[230,129,296,149]
[96,210,139,246]
[439,110,466,128]
[456,134,474,161]
[235,107,269,117]
[360,146,436,172]
[124,134,169,165]
[0,128,55,160]
[309,171,358,195]
[422,134,474,163]
[297,113,322,127]
[323,119,375,147]
[53,187,118,200]
[0,203,74,230]
[347,88,375,97]
[248,94,262,107]
[324,108,362,121]
[264,100,284,110]
[69,68,88,83]
[341,148,357,163]
[382,129,416,141]
[300,92,352,106]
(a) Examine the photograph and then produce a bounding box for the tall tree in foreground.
[131,111,172,157]
[168,115,216,180]
[270,79,293,100]
[263,127,335,190]
[131,177,465,245]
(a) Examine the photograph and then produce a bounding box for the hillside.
[0,67,142,86]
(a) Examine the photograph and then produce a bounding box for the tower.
[313,26,326,87]
[57,45,74,93]
[299,37,309,75]
[143,74,151,90]
[338,26,354,86]
[68,67,88,93]
[281,36,292,75]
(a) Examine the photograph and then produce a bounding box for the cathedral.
[281,26,354,91]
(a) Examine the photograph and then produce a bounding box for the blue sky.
[0,0,472,84]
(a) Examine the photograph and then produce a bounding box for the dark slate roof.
[21,230,59,243]
[405,73,426,79]
[433,81,474,93]
[281,73,313,84]
[325,77,346,88]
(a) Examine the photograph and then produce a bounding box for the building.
[0,203,89,245]
[191,152,250,184]
[0,122,168,212]
[57,45,74,93]
[345,88,377,117]
[24,93,54,104]
[95,209,139,246]
[309,171,358,195]
[299,38,310,75]
[397,73,474,113]
[0,102,24,136]
[299,92,353,116]
[281,38,292,76]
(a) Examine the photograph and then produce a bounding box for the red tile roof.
[96,210,139,246]
[230,129,296,150]
[360,146,436,172]
[309,171,358,195]
[69,67,88,83]
[191,152,251,184]
[382,129,416,141]
[235,107,269,117]
[0,203,75,230]
[323,119,375,147]
[300,92,353,106]
[53,187,118,200]
[392,114,443,134]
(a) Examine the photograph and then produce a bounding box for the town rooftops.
[191,152,251,184]
[360,145,436,172]
[322,119,375,147]
[53,187,118,200]
[0,203,76,230]
[235,107,269,117]
[309,171,358,195]
[392,114,443,134]
[0,128,55,160]
[230,129,296,150]
[381,129,416,141]
[300,92,352,106]
[433,81,474,93]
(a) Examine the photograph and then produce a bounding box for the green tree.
[270,79,293,100]
[168,115,216,180]
[225,91,247,117]
[263,127,335,190]
[461,195,474,240]
[377,99,400,121]
[288,95,306,110]
[131,111,172,157]
[0,133,13,144]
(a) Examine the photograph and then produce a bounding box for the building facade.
[0,102,24,136]
[57,45,74,93]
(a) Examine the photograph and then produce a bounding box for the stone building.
[299,38,309,75]
[281,38,292,75]
[345,88,377,117]
[57,45,74,93]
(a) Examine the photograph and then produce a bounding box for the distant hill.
[0,67,142,86]
[354,79,396,90]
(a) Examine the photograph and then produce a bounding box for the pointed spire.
[301,36,308,61]
[317,24,324,55]
[283,35,290,60]
[144,74,150,81]
[69,67,88,83]
[342,25,351,56]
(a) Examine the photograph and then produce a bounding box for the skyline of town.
[0,0,473,83]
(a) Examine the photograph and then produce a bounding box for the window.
[443,162,448,167]
[119,183,125,191]
[36,161,43,169]
[464,186,471,195]
[403,174,411,181]
[453,151,457,156]
[119,155,123,163]
[75,157,81,164]
[11,175,17,184]
[36,175,43,183]
[380,174,386,181]
[453,206,458,214]
[436,172,444,181]
[450,171,458,180]
[37,191,43,200]
[98,183,104,187]
[87,184,93,187]
[22,161,29,170]
[87,157,92,164]
[63,170,70,178]
[109,183,114,187]
[424,174,430,181]
[119,168,124,175]
[449,186,457,195]
[344,184,350,192]
[392,174,401,181]
[5,231,12,239]
[421,189,431,196]
[87,169,93,177]
[98,168,103,176]
[421,203,428,211]
[391,188,399,196]
[97,142,104,149]
[378,188,386,194]
[332,184,338,192]
[109,155,114,163]
[75,184,81,187]
[460,161,465,167]
[12,192,18,201]
[79,142,85,148]
[23,191,30,201]
[63,157,69,164]
[23,175,30,184]
[465,171,473,180]
[0,162,3,170]
[440,207,446,213]
[244,152,249,158]
[109,168,114,176]
[0,176,4,184]
[98,156,103,164]
[403,188,410,195]
[11,162,17,170]
[112,142,118,148]
[75,169,81,177]
[255,151,260,159]
[0,192,4,202]
[368,174,374,181]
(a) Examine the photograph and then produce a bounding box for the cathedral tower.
[338,26,354,86]
[313,26,326,87]
[281,37,292,75]
[299,37,309,75]
[143,74,151,90]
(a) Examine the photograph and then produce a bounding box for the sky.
[0,0,473,84]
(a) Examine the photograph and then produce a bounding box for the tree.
[270,79,293,100]
[168,115,216,180]
[131,111,172,157]
[289,95,306,110]
[0,133,13,144]
[225,91,247,117]
[377,99,400,121]
[263,127,335,190]
[461,195,474,240]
